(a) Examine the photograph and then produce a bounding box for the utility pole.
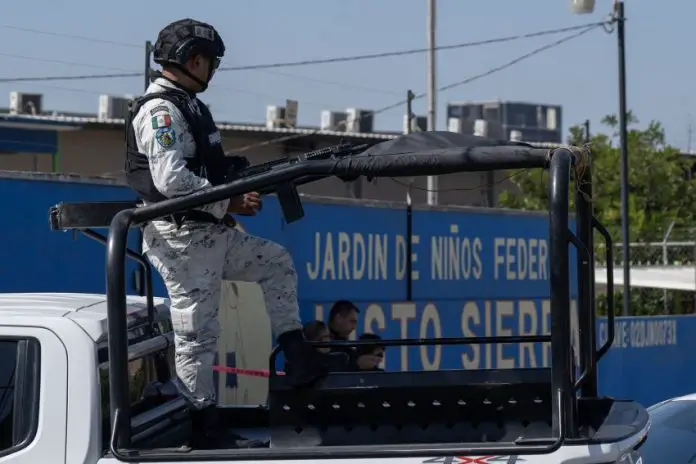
[144,41,153,92]
[406,90,415,301]
[426,0,438,205]
[583,119,591,144]
[614,1,630,316]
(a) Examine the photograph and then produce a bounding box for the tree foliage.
[498,112,696,315]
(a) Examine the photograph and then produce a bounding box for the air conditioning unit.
[473,119,488,137]
[346,108,374,133]
[448,117,476,134]
[473,119,504,139]
[448,117,462,133]
[320,110,347,131]
[510,130,523,142]
[98,95,132,120]
[9,92,43,115]
[403,114,427,133]
[266,105,286,129]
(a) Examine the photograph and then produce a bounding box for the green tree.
[498,112,696,315]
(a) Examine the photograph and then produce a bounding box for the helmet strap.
[164,62,210,93]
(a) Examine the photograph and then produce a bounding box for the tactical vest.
[125,87,228,202]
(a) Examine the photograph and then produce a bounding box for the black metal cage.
[48,131,625,461]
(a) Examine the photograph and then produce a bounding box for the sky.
[1,0,694,148]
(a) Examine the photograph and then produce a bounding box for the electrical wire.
[216,22,606,72]
[0,52,401,97]
[0,23,140,48]
[0,21,608,84]
[229,23,602,153]
[0,52,138,72]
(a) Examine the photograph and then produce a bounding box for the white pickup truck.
[6,133,650,463]
[0,292,648,464]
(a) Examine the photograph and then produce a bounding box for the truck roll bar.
[50,131,623,460]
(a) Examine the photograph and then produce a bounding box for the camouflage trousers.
[143,221,302,408]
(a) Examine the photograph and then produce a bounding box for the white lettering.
[494,237,549,281]
[305,232,397,281]
[391,303,416,371]
[341,299,597,371]
[430,225,483,281]
[484,301,492,369]
[337,232,350,280]
[461,301,480,369]
[542,300,551,367]
[353,234,366,280]
[495,301,515,369]
[420,303,442,370]
[518,300,538,368]
[374,235,388,280]
[322,232,335,280]
[306,232,321,280]
[599,319,678,350]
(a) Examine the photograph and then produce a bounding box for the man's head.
[153,19,225,93]
[302,320,331,354]
[328,300,359,340]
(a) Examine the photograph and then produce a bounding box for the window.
[0,338,41,456]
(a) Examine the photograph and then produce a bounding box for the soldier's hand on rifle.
[228,192,262,216]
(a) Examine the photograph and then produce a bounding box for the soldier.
[124,18,327,447]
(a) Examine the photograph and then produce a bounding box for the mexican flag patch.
[151,113,172,129]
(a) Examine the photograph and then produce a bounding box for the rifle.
[222,141,371,223]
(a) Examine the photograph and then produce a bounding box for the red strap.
[212,365,285,378]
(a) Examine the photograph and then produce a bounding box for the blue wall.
[2,176,689,407]
[0,177,141,294]
[0,127,57,153]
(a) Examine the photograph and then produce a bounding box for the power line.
[0,49,401,96]
[0,52,138,72]
[230,24,602,153]
[0,21,608,84]
[0,24,140,48]
[217,22,604,72]
[0,71,142,83]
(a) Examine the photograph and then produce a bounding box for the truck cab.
[0,293,179,464]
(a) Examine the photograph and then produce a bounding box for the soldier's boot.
[189,406,223,449]
[277,328,330,387]
[189,406,267,449]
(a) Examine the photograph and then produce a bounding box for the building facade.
[447,100,563,144]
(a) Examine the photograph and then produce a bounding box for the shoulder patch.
[155,126,176,149]
[151,113,172,129]
[150,104,170,116]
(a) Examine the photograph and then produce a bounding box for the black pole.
[575,151,597,398]
[548,149,576,438]
[144,41,152,92]
[616,1,630,316]
[583,119,591,143]
[405,89,414,301]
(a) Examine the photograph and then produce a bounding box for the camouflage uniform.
[134,78,302,408]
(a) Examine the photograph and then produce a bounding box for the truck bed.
[117,368,648,463]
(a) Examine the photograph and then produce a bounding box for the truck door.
[0,326,67,464]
